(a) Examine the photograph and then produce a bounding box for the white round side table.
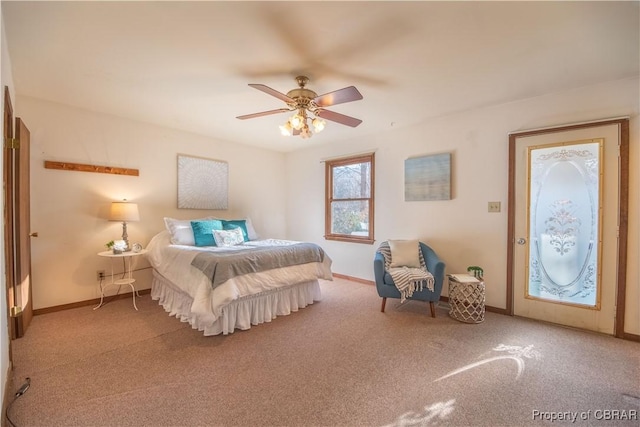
[95,249,147,311]
[448,274,485,323]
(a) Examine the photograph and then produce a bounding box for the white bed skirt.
[151,269,322,336]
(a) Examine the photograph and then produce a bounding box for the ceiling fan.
[236,76,363,138]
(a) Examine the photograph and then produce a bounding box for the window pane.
[332,162,371,199]
[331,200,369,236]
[527,141,601,307]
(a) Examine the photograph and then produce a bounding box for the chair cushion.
[389,239,421,268]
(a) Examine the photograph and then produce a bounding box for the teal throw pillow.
[191,219,224,247]
[222,220,249,242]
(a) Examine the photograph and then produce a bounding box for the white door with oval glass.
[513,123,622,334]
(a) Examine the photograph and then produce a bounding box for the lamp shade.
[109,201,140,222]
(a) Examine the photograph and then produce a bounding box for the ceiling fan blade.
[314,86,363,107]
[316,109,362,128]
[248,84,294,103]
[236,108,290,120]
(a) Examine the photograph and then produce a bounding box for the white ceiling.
[3,1,639,152]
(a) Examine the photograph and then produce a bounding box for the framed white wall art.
[177,154,228,209]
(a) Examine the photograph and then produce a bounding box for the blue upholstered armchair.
[374,242,446,317]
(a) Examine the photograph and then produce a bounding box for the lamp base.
[121,222,130,252]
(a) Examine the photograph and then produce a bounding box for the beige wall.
[285,77,639,335]
[17,96,288,309]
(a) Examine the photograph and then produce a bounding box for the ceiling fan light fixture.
[239,76,363,139]
[290,112,305,130]
[312,117,326,133]
[279,122,292,136]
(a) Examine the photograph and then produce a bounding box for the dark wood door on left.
[14,117,33,337]
[3,85,33,340]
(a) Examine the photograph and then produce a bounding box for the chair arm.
[420,243,446,294]
[374,252,386,288]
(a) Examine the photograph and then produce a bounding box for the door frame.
[507,118,629,338]
[3,86,16,350]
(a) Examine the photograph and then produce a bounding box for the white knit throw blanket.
[378,241,434,302]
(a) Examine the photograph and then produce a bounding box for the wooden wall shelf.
[44,161,139,176]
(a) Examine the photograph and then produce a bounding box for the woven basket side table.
[448,274,485,323]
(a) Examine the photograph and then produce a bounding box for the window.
[325,153,375,244]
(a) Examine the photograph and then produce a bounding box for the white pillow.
[211,216,259,240]
[389,239,421,268]
[213,228,245,247]
[243,217,259,240]
[164,216,215,245]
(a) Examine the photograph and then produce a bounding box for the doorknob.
[29,232,38,237]
[517,237,526,245]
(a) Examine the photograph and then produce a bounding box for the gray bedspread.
[191,242,326,289]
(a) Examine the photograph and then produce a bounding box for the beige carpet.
[7,278,640,427]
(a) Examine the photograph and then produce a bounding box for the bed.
[145,222,332,336]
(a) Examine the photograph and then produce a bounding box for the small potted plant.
[467,265,484,280]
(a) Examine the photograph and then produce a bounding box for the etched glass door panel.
[527,140,602,308]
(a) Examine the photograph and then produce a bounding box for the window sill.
[324,235,375,245]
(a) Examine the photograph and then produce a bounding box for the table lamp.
[109,200,139,251]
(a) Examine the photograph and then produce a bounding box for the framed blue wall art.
[404,153,451,201]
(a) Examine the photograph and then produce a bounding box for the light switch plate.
[488,201,501,213]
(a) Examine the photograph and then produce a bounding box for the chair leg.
[429,301,436,318]
[381,297,387,313]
